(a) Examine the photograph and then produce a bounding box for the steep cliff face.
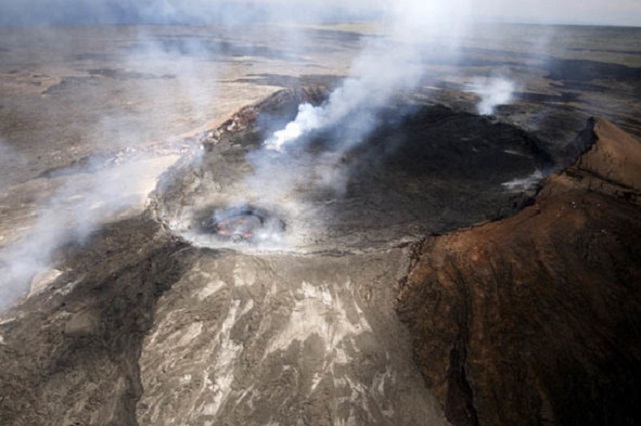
[397,118,641,425]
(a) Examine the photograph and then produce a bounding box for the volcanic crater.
[153,87,552,252]
[2,22,641,426]
[2,86,639,426]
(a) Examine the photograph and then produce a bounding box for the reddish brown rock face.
[397,118,641,425]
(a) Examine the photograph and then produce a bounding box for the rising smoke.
[0,159,155,306]
[0,0,383,26]
[470,76,521,116]
[1,0,609,307]
[0,0,381,307]
[0,0,638,27]
[242,1,474,202]
[0,25,221,308]
[265,1,471,152]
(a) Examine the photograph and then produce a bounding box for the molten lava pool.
[212,208,263,239]
[209,206,285,242]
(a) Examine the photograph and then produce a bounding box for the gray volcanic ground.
[0,22,640,426]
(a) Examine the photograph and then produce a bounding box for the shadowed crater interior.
[153,88,552,252]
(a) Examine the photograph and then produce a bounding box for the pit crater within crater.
[153,88,551,252]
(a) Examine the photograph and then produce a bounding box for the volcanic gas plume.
[1,1,641,426]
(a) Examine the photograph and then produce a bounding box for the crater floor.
[156,90,550,254]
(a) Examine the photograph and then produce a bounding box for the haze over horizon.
[1,0,640,28]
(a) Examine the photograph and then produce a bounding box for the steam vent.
[156,88,551,253]
[206,206,284,241]
[1,31,641,425]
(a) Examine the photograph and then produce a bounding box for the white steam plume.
[0,27,219,309]
[245,0,473,206]
[265,1,472,153]
[1,0,639,27]
[0,159,162,307]
[470,76,520,116]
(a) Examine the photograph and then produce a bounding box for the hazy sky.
[472,0,641,26]
[0,0,640,27]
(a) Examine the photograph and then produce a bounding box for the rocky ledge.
[397,117,641,425]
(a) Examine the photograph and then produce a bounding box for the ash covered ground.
[0,19,640,426]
